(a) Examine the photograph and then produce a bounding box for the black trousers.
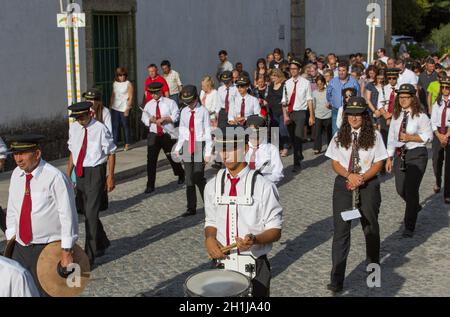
[288,110,307,165]
[181,142,206,211]
[0,206,6,233]
[147,132,184,189]
[379,117,389,148]
[218,109,229,128]
[252,255,271,297]
[331,176,381,287]
[432,136,450,198]
[394,147,428,231]
[314,117,332,152]
[76,164,110,264]
[12,243,48,296]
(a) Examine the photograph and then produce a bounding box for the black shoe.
[144,187,155,194]
[402,229,414,238]
[327,283,343,294]
[182,209,196,217]
[178,176,185,185]
[292,164,302,173]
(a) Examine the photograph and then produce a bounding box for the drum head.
[185,270,250,297]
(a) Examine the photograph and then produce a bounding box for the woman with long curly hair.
[430,76,450,203]
[385,84,433,238]
[325,96,388,294]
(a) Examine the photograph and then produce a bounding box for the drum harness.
[214,168,262,281]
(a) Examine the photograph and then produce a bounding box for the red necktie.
[189,110,195,155]
[440,100,448,134]
[288,81,298,113]
[240,97,246,118]
[156,100,163,136]
[249,147,258,170]
[19,174,33,245]
[225,88,230,113]
[388,87,395,113]
[226,175,240,246]
[75,127,87,177]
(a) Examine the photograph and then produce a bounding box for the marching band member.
[141,82,185,194]
[6,135,79,295]
[228,76,261,126]
[325,97,388,294]
[204,126,283,297]
[67,102,116,265]
[430,76,450,202]
[281,58,315,173]
[215,71,239,128]
[245,115,284,184]
[83,88,113,134]
[174,85,213,217]
[379,68,400,144]
[385,84,433,238]
[0,255,40,297]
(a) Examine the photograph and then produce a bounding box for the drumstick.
[208,243,238,260]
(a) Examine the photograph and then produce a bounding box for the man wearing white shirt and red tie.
[67,102,116,265]
[5,135,79,296]
[246,115,284,185]
[175,86,213,217]
[216,71,238,128]
[228,76,260,127]
[204,126,283,297]
[281,58,315,173]
[141,82,185,195]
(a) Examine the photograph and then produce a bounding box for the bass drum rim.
[184,269,251,297]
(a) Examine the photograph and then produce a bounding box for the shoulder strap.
[215,169,227,197]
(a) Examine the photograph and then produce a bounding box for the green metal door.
[92,14,119,107]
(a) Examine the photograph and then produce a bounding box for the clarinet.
[399,112,409,172]
[351,143,362,210]
[346,135,361,209]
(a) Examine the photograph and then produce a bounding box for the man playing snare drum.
[204,125,283,297]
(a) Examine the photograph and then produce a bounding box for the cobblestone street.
[2,146,449,297]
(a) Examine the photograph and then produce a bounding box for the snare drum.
[184,270,251,297]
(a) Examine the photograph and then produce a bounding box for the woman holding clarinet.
[385,84,433,238]
[325,96,388,294]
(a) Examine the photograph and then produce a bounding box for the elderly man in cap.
[204,125,283,297]
[141,82,185,194]
[67,102,116,265]
[5,134,79,296]
[282,58,315,173]
[174,85,213,217]
[228,76,261,126]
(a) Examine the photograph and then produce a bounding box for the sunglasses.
[388,77,397,80]
[442,86,450,90]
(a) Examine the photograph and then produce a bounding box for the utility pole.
[57,0,85,114]
[366,2,382,64]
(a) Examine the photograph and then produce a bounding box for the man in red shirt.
[142,64,170,105]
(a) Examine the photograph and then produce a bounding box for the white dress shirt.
[336,107,344,129]
[0,137,7,160]
[68,119,117,167]
[204,166,283,258]
[175,104,213,156]
[216,85,239,113]
[246,142,284,184]
[141,97,180,139]
[163,70,183,95]
[228,93,261,122]
[387,112,433,157]
[0,256,40,297]
[101,107,112,134]
[430,98,450,132]
[398,68,418,87]
[5,160,79,249]
[200,89,219,115]
[281,76,313,111]
[326,129,388,173]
